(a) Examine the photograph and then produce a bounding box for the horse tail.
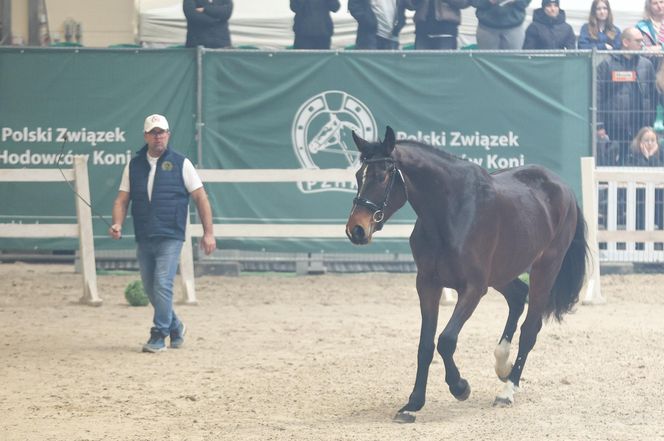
[547,203,589,322]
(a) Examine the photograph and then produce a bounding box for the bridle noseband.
[353,156,405,223]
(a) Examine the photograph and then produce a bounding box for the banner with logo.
[0,49,590,253]
[202,51,590,252]
[0,48,197,250]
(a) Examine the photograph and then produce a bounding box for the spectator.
[523,0,575,50]
[596,122,620,165]
[469,0,531,50]
[183,0,233,49]
[290,0,341,49]
[597,28,658,165]
[629,126,663,165]
[405,0,471,50]
[578,0,621,50]
[109,114,217,352]
[349,0,407,50]
[636,0,664,51]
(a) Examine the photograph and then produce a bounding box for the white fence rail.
[0,156,101,305]
[183,161,664,306]
[595,169,664,262]
[177,168,447,304]
[2,160,653,307]
[581,157,664,304]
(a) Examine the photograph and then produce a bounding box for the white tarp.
[136,0,644,49]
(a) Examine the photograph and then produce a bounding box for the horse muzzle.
[346,223,372,245]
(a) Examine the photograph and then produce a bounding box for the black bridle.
[352,156,405,223]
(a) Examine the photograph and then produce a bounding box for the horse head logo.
[292,91,377,193]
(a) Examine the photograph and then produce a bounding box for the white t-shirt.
[119,155,203,201]
[372,0,397,41]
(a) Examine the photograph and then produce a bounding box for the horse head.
[345,126,408,245]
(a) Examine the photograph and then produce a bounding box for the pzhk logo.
[292,91,376,193]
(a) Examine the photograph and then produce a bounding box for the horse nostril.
[352,225,365,240]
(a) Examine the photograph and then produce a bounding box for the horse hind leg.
[494,258,562,407]
[494,278,529,382]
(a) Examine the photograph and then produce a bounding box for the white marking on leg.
[494,339,512,381]
[493,380,517,407]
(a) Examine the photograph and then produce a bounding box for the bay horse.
[345,126,588,423]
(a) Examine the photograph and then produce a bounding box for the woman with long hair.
[629,126,663,165]
[578,0,621,49]
[636,0,664,50]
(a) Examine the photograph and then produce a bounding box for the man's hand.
[200,232,216,255]
[109,224,122,240]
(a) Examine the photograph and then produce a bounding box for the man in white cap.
[109,114,216,352]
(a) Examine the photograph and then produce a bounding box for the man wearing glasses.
[109,114,216,352]
[597,27,658,165]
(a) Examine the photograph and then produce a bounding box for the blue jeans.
[136,238,184,337]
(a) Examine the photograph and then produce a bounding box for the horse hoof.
[452,379,471,401]
[393,412,416,424]
[493,396,513,407]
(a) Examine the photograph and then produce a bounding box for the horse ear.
[383,126,396,155]
[351,130,369,153]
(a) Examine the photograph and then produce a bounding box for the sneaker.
[142,328,167,353]
[170,322,186,349]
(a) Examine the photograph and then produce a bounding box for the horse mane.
[359,137,466,167]
[394,139,464,164]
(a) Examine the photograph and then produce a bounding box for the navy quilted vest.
[129,145,189,242]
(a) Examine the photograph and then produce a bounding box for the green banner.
[0,48,196,250]
[202,51,591,252]
[0,49,591,253]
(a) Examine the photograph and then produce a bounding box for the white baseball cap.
[144,114,169,132]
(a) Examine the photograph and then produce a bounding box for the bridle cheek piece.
[352,157,403,225]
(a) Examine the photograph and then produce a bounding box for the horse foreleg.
[394,275,442,424]
[494,278,529,382]
[438,285,484,401]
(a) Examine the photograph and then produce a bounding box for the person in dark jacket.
[597,28,658,165]
[577,0,621,50]
[522,0,575,49]
[110,114,216,352]
[183,0,233,48]
[290,0,341,49]
[349,0,407,50]
[470,0,531,49]
[405,0,470,49]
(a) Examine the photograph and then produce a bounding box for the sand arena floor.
[1,262,663,441]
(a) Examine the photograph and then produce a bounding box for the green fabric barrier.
[0,48,197,250]
[0,49,591,253]
[201,51,590,252]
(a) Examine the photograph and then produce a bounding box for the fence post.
[178,217,197,305]
[580,157,605,305]
[73,156,102,306]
